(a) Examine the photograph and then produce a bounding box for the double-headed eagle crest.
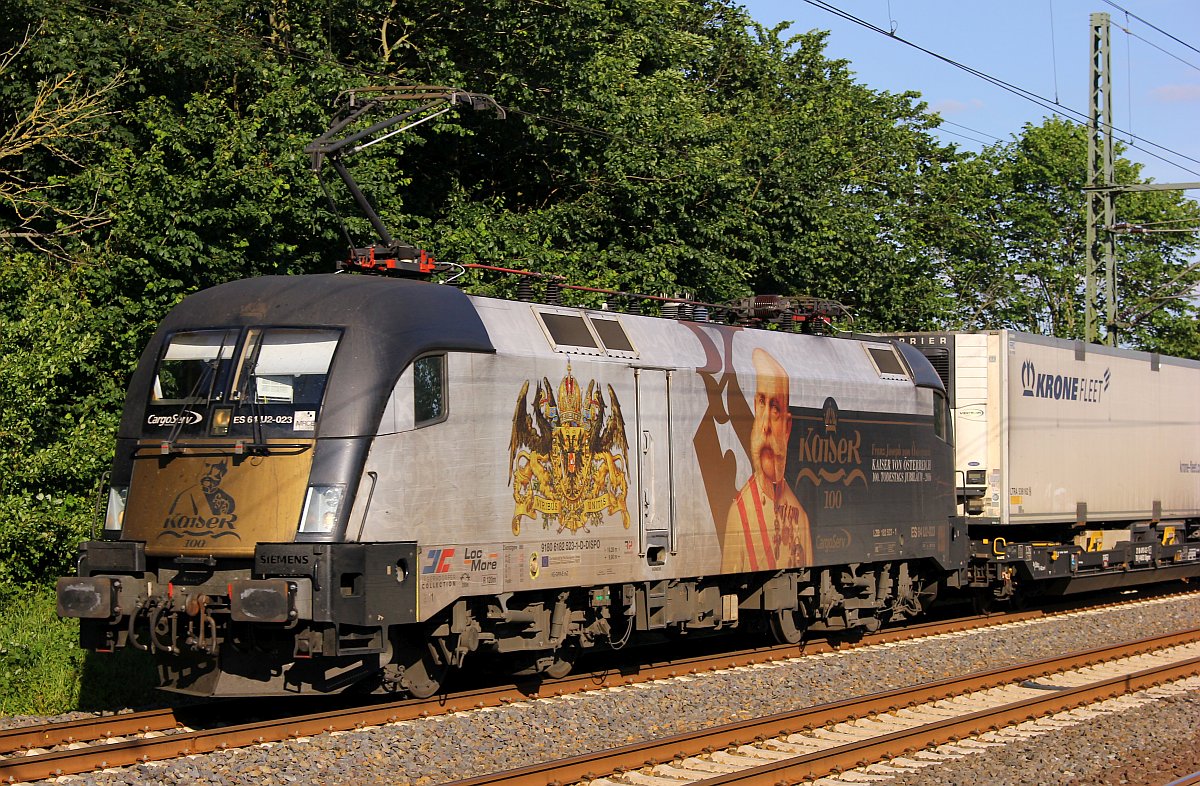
[508,363,630,535]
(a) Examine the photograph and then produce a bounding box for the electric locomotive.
[58,274,969,696]
[55,86,1200,697]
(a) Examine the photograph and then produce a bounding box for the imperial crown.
[557,362,583,424]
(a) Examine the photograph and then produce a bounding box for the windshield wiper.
[164,358,218,448]
[237,334,267,449]
[162,331,234,451]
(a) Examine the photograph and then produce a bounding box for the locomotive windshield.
[147,327,342,437]
[153,329,239,403]
[232,329,340,406]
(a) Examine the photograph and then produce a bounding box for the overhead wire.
[1119,217,1200,228]
[1101,0,1200,59]
[935,120,1002,147]
[1116,25,1200,75]
[1122,10,1133,144]
[802,0,1200,179]
[1048,0,1059,104]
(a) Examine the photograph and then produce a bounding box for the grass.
[0,585,161,715]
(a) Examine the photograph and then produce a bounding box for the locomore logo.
[508,362,630,536]
[159,459,240,542]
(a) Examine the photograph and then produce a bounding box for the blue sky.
[738,1,1200,189]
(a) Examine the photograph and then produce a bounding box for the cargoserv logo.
[147,410,204,426]
[1020,360,1110,403]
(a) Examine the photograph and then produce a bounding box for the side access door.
[634,367,675,565]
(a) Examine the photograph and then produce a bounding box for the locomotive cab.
[57,275,494,695]
[120,325,342,554]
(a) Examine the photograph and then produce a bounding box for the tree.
[945,118,1200,356]
[308,4,966,332]
[0,30,123,251]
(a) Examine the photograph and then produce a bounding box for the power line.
[1101,0,1200,59]
[801,0,1200,179]
[935,120,1003,147]
[1047,0,1060,104]
[1122,10,1133,144]
[935,126,993,147]
[1117,23,1200,75]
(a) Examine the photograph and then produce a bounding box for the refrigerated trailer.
[886,330,1200,594]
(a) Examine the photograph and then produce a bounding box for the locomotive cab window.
[414,354,446,427]
[232,328,340,406]
[152,329,239,403]
[933,390,951,443]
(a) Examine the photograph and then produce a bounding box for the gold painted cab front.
[123,440,314,557]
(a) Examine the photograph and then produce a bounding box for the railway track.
[442,629,1200,786]
[1,589,1195,783]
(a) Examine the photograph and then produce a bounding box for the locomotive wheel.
[768,609,805,644]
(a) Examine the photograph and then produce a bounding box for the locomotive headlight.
[104,486,128,532]
[298,485,345,534]
[210,406,232,436]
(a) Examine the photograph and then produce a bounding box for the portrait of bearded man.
[722,347,812,572]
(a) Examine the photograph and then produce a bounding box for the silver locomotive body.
[59,274,968,696]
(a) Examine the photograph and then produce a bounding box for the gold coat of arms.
[508,363,630,535]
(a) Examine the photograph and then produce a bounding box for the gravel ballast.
[10,593,1200,786]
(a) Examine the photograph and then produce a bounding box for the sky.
[738,0,1200,190]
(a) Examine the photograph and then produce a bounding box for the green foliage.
[0,493,91,586]
[0,586,87,715]
[0,254,122,495]
[0,586,159,714]
[946,118,1200,354]
[0,253,115,584]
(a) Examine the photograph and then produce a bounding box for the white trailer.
[891,331,1200,533]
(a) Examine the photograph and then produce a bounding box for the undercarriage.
[63,541,953,697]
